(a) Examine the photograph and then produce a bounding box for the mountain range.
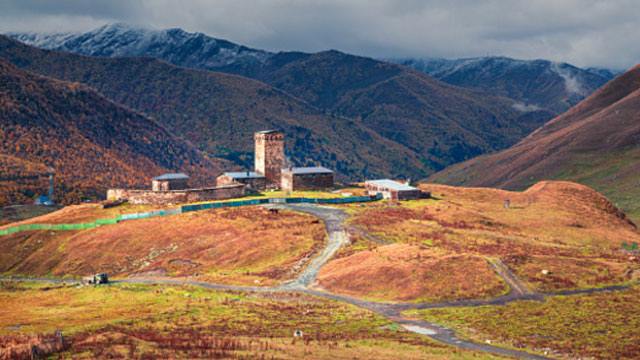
[12,23,615,122]
[429,64,640,222]
[0,35,427,181]
[392,57,616,117]
[4,25,553,179]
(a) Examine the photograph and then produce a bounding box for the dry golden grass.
[318,243,507,302]
[0,203,164,229]
[0,207,325,286]
[405,285,640,359]
[0,281,503,359]
[339,181,640,293]
[0,205,60,226]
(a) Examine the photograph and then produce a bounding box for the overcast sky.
[1,0,638,69]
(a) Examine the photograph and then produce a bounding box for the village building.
[364,179,422,201]
[281,166,335,191]
[216,171,266,192]
[218,130,335,192]
[110,130,335,204]
[108,172,245,205]
[151,173,189,191]
[254,130,285,188]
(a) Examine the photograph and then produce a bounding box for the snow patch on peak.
[8,23,273,68]
[8,31,76,49]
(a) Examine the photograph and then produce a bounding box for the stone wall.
[152,179,188,191]
[216,175,266,192]
[107,184,245,205]
[364,185,422,201]
[281,172,334,191]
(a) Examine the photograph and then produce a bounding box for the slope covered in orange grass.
[0,154,49,206]
[0,207,325,286]
[318,243,507,302]
[320,181,640,298]
[0,58,224,206]
[429,64,640,223]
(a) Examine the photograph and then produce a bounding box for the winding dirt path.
[487,257,534,296]
[275,204,349,290]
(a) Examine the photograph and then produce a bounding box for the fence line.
[0,194,382,236]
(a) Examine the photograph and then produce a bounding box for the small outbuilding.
[152,173,189,191]
[82,273,109,285]
[365,179,422,201]
[281,166,334,191]
[217,171,266,192]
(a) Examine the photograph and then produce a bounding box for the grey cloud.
[0,0,638,69]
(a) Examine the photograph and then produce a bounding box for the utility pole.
[47,167,55,204]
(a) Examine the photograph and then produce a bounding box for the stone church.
[217,130,334,191]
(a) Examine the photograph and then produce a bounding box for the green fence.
[180,194,382,213]
[0,194,382,236]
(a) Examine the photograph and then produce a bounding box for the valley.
[1,15,639,360]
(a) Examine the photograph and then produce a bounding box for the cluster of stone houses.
[216,130,335,192]
[108,130,423,205]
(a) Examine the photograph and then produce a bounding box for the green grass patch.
[405,286,640,359]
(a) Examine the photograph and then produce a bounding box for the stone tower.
[254,130,285,188]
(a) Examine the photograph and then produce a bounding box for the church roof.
[153,173,189,181]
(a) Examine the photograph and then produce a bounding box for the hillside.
[0,59,223,205]
[429,65,640,222]
[0,155,49,205]
[8,25,551,173]
[320,181,640,301]
[0,205,326,286]
[393,57,614,117]
[238,50,545,168]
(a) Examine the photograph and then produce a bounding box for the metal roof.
[152,173,189,181]
[365,179,417,191]
[223,171,265,179]
[255,129,281,134]
[286,166,334,175]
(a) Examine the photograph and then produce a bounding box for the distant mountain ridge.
[11,24,613,121]
[391,56,616,116]
[429,64,640,222]
[2,30,548,180]
[10,23,272,70]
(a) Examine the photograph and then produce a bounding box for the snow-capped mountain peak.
[9,23,273,69]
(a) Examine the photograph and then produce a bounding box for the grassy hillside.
[317,181,640,300]
[0,282,496,359]
[0,59,223,205]
[429,65,640,223]
[0,206,325,286]
[406,285,640,359]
